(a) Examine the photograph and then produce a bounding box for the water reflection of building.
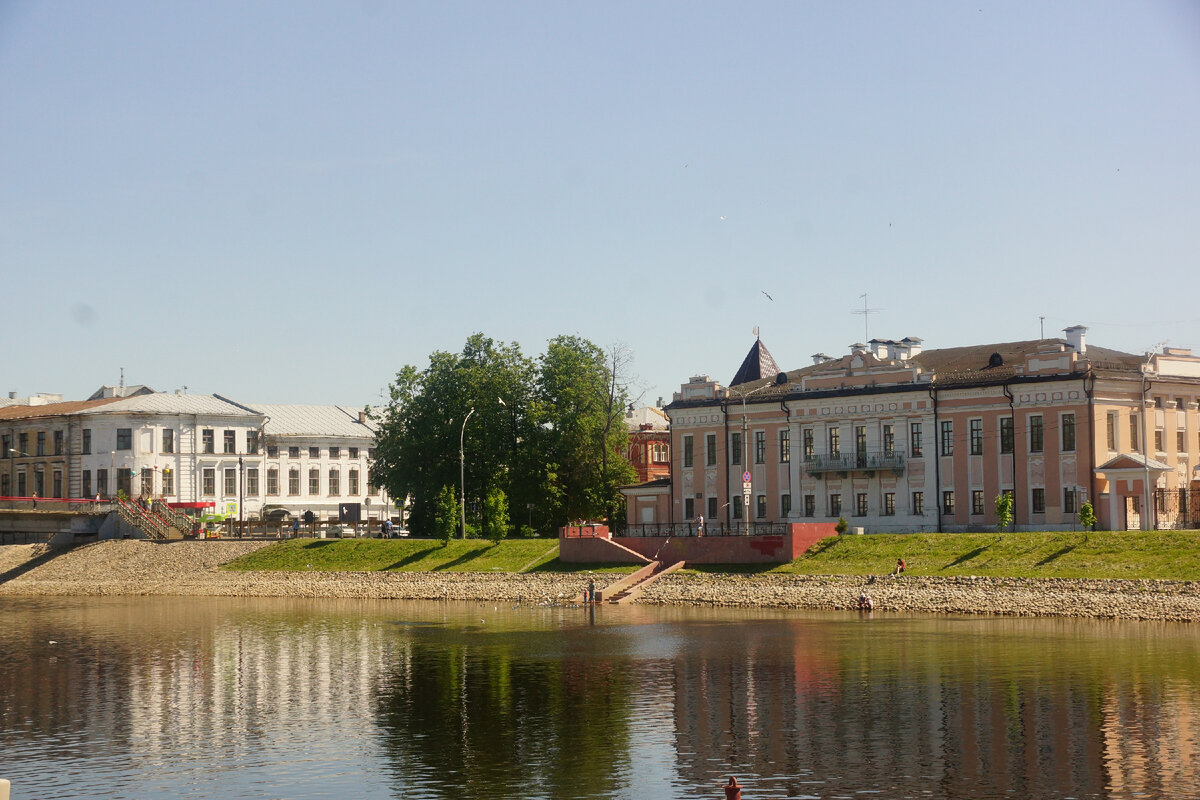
[666,620,1200,797]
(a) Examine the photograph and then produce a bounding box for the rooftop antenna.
[851,293,883,342]
[1040,316,1045,339]
[752,325,760,340]
[120,367,125,391]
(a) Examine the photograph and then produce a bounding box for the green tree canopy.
[370,333,636,537]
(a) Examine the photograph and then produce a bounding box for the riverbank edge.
[2,541,1198,621]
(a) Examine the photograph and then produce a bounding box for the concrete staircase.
[588,559,687,605]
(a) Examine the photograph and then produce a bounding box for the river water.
[2,597,1198,800]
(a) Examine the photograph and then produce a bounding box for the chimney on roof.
[358,411,367,424]
[811,353,830,365]
[849,343,867,355]
[656,396,663,408]
[7,392,14,400]
[1063,325,1087,354]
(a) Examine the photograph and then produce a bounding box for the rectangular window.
[803,429,814,460]
[309,468,320,495]
[942,490,955,516]
[883,424,894,457]
[288,468,300,495]
[912,491,924,515]
[706,434,717,466]
[755,431,766,463]
[289,446,300,459]
[162,469,173,496]
[829,493,842,517]
[368,448,376,460]
[683,435,694,468]
[731,496,742,519]
[855,493,868,517]
[756,494,767,519]
[969,419,983,455]
[828,427,841,457]
[97,469,108,497]
[884,492,895,516]
[910,422,923,457]
[247,431,260,455]
[349,447,359,459]
[972,490,984,515]
[224,468,236,495]
[162,429,174,454]
[82,429,92,455]
[83,470,92,497]
[309,447,320,459]
[329,446,340,459]
[1,434,10,458]
[1130,414,1139,451]
[202,468,216,495]
[1032,487,1046,514]
[17,471,27,497]
[349,469,359,495]
[329,469,340,496]
[684,497,695,519]
[1061,413,1075,452]
[202,429,214,454]
[53,430,64,456]
[940,421,953,456]
[246,468,259,496]
[1154,429,1164,452]
[53,470,63,498]
[1001,417,1014,454]
[1030,416,1044,453]
[781,493,791,517]
[36,432,45,456]
[267,445,279,458]
[730,433,742,465]
[0,474,8,496]
[140,470,153,497]
[855,426,867,467]
[779,429,790,463]
[267,468,279,496]
[708,496,718,519]
[1064,487,1077,514]
[18,432,28,454]
[1179,431,1186,453]
[118,428,133,451]
[224,431,236,454]
[804,495,815,517]
[1107,413,1117,450]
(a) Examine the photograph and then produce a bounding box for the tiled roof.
[687,338,1146,408]
[0,397,126,420]
[730,339,780,387]
[249,404,375,438]
[625,405,669,432]
[75,393,261,417]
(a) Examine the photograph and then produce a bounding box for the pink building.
[626,328,1200,534]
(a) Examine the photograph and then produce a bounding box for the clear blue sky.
[3,1,1198,408]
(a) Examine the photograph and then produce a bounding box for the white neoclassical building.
[1,390,395,522]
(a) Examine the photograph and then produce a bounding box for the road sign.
[742,471,751,483]
[743,481,752,489]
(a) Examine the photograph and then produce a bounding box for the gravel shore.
[2,541,1199,621]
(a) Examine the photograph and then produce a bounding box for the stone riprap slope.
[0,541,596,603]
[641,573,1200,622]
[2,542,1199,621]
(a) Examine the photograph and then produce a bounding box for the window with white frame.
[202,469,216,495]
[224,430,236,454]
[309,469,320,495]
[224,468,236,495]
[1032,487,1046,514]
[349,469,359,495]
[246,468,259,496]
[267,469,279,496]
[288,469,300,495]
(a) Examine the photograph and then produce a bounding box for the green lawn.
[762,530,1200,580]
[221,537,633,574]
[222,531,1200,580]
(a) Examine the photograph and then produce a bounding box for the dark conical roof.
[730,338,780,386]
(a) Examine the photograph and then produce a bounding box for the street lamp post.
[460,408,475,539]
[739,383,774,536]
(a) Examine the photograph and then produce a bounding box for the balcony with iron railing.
[803,449,906,476]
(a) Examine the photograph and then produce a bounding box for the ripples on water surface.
[1,597,1198,799]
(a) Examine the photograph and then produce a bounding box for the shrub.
[835,517,849,534]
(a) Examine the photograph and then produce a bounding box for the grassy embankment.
[222,530,1200,581]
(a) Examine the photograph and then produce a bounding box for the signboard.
[224,501,238,516]
[339,502,362,523]
[742,471,752,483]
